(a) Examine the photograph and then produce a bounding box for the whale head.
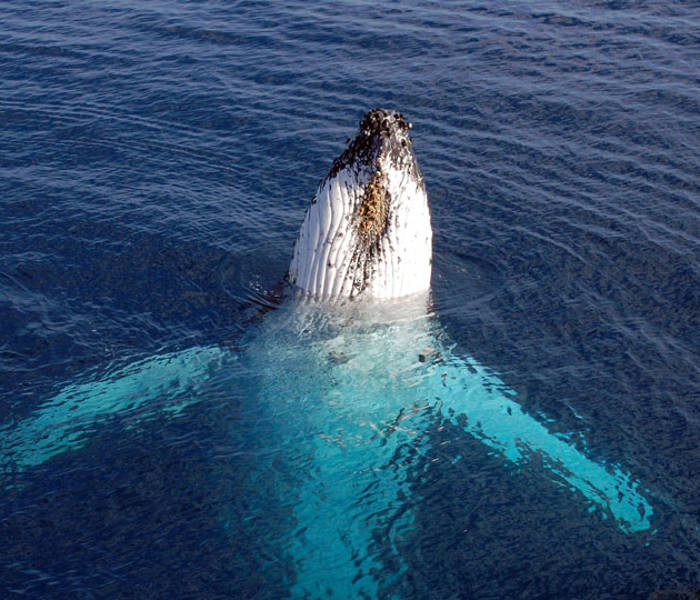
[289,109,432,302]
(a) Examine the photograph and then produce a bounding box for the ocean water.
[1,1,699,598]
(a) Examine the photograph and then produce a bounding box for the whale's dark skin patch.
[357,169,388,242]
[324,109,426,297]
[350,169,391,297]
[325,108,424,186]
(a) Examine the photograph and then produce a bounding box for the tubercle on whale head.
[324,109,422,186]
[289,108,433,304]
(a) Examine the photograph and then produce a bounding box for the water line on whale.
[0,109,655,598]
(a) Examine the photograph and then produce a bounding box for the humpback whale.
[1,109,653,598]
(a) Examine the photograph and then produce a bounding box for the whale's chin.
[288,109,432,303]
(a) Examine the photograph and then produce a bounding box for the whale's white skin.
[289,110,431,302]
[289,166,431,301]
[0,110,654,598]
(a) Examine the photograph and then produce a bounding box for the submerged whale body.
[1,109,654,598]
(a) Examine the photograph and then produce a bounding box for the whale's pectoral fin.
[1,345,229,473]
[423,350,654,534]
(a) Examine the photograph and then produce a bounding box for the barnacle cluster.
[357,166,388,241]
[326,108,412,182]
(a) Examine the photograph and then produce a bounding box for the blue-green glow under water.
[2,295,654,597]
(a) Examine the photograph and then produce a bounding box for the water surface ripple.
[1,1,699,598]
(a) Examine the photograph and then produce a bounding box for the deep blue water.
[1,1,699,598]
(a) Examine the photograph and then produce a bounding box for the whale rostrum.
[289,109,432,302]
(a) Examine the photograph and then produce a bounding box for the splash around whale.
[0,109,655,599]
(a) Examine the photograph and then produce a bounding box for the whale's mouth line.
[289,108,433,303]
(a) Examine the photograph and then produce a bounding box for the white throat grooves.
[290,168,358,302]
[289,108,433,303]
[289,156,432,303]
[381,159,432,300]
